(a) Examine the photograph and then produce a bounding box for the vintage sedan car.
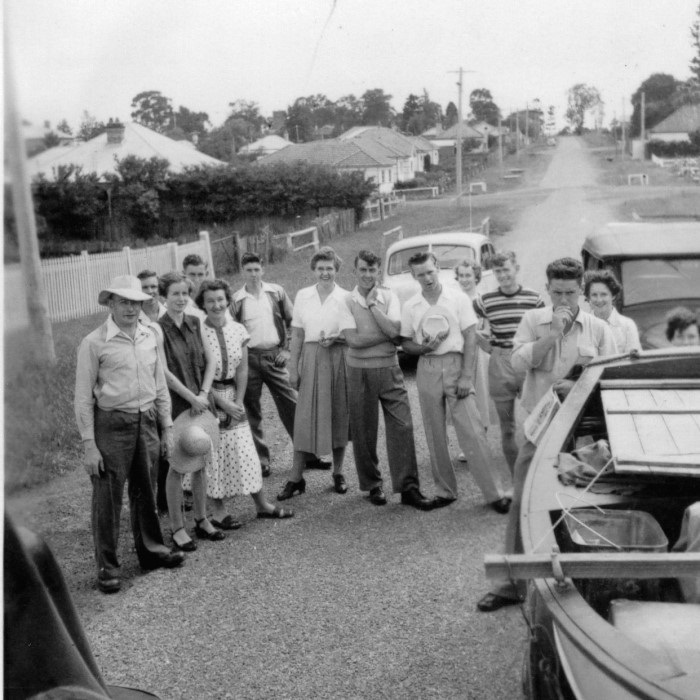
[382,230,498,308]
[581,221,700,348]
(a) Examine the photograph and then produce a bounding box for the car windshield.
[621,258,700,306]
[387,245,476,275]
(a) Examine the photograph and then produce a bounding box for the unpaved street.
[8,138,616,700]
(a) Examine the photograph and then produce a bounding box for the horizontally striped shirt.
[474,286,545,348]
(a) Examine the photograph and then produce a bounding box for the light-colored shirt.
[74,316,172,441]
[291,284,354,342]
[400,284,477,355]
[138,301,166,327]
[232,282,284,349]
[345,286,401,368]
[512,307,618,413]
[184,297,207,321]
[603,308,641,354]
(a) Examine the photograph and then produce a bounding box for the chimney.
[106,118,125,145]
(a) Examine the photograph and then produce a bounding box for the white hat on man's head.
[98,275,152,306]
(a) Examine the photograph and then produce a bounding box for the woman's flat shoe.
[333,474,348,494]
[257,507,294,519]
[172,527,197,552]
[211,515,242,531]
[194,519,226,541]
[277,478,306,501]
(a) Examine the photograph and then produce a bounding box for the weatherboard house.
[28,120,226,180]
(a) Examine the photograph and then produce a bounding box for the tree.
[469,88,500,126]
[335,94,363,133]
[130,90,173,132]
[565,83,602,134]
[228,100,266,133]
[286,97,315,143]
[43,132,62,149]
[198,121,246,161]
[444,101,458,129]
[56,119,72,136]
[400,90,442,134]
[546,105,556,135]
[629,73,682,136]
[172,106,210,137]
[77,111,106,141]
[691,2,700,84]
[361,88,394,126]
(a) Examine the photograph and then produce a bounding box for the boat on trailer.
[485,348,700,700]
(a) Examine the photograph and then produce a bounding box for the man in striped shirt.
[474,251,544,471]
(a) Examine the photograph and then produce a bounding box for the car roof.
[386,231,489,255]
[582,221,700,259]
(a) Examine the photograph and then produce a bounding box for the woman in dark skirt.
[278,247,354,500]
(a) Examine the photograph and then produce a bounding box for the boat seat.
[610,601,700,676]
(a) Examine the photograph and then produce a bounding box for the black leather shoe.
[97,575,121,594]
[172,527,197,552]
[333,474,348,494]
[369,486,387,505]
[490,497,511,514]
[306,457,332,470]
[476,592,520,612]
[277,478,306,501]
[400,489,434,511]
[194,519,226,541]
[261,463,271,478]
[158,551,186,569]
[429,496,456,509]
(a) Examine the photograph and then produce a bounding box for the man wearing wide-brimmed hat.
[74,275,185,594]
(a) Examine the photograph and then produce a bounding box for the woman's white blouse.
[292,284,353,342]
[606,308,641,354]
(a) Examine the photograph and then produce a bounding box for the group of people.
[75,245,698,595]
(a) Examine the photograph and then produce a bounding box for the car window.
[621,258,700,306]
[481,244,494,270]
[387,244,476,274]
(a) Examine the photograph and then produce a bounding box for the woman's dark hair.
[310,246,342,271]
[158,271,190,298]
[454,259,482,285]
[196,278,233,309]
[583,269,622,299]
[665,306,698,341]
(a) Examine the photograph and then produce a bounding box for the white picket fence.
[361,194,406,226]
[5,232,213,328]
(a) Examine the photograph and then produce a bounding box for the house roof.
[432,122,485,140]
[649,104,700,134]
[408,135,436,152]
[259,139,395,169]
[338,126,417,158]
[237,134,292,155]
[28,122,225,180]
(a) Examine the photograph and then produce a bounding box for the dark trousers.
[244,349,298,466]
[92,407,170,578]
[347,364,419,494]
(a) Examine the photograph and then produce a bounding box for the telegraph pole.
[4,25,56,364]
[456,66,463,196]
[640,91,646,160]
[621,97,626,161]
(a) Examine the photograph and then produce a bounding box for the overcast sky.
[6,0,698,132]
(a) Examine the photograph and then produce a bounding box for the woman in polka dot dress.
[196,278,294,526]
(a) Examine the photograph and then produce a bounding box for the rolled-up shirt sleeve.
[74,337,99,442]
[511,312,539,374]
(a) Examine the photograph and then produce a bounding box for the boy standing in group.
[474,251,544,471]
[343,250,433,510]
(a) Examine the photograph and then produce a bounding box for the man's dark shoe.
[476,592,520,612]
[333,474,348,494]
[147,551,186,570]
[97,575,121,594]
[490,497,511,514]
[400,488,434,511]
[429,496,456,509]
[261,463,271,478]
[369,486,387,505]
[307,457,331,470]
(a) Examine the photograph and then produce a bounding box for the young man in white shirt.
[477,257,617,612]
[400,252,511,512]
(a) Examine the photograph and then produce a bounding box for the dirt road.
[7,138,616,700]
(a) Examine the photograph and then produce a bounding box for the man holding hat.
[75,275,185,594]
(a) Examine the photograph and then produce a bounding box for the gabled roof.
[28,122,225,180]
[649,104,700,134]
[432,122,485,139]
[338,126,416,158]
[408,135,436,152]
[238,134,292,155]
[258,139,394,169]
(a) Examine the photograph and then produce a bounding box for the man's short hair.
[182,254,206,269]
[583,269,622,299]
[408,251,437,268]
[195,278,233,310]
[241,252,262,267]
[354,250,381,268]
[665,306,698,342]
[491,250,517,268]
[137,269,158,280]
[545,257,583,283]
[310,246,342,271]
[158,271,191,298]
